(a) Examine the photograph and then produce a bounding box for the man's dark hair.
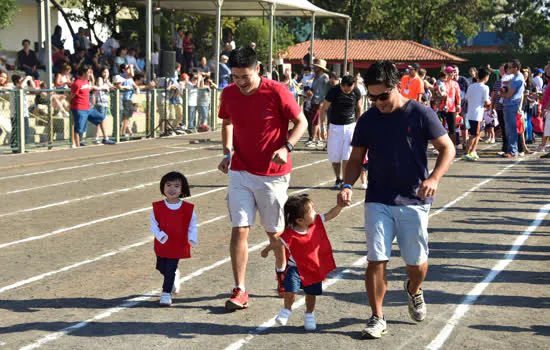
[134,72,144,81]
[329,71,338,80]
[477,67,490,81]
[160,171,191,198]
[77,64,90,77]
[228,47,258,69]
[511,59,521,70]
[364,60,400,88]
[341,75,355,86]
[503,63,510,71]
[113,32,122,41]
[22,39,30,46]
[11,74,21,85]
[119,63,128,72]
[437,71,446,79]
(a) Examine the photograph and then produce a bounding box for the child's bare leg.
[305,294,316,313]
[284,292,296,310]
[360,170,367,184]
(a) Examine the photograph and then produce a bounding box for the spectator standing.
[533,68,544,92]
[467,67,478,85]
[300,67,314,88]
[218,47,307,311]
[186,74,200,133]
[399,63,424,101]
[306,59,330,148]
[197,56,211,78]
[440,66,461,147]
[101,33,122,65]
[17,39,40,79]
[172,27,184,66]
[491,63,507,155]
[338,60,455,339]
[197,77,215,132]
[218,55,231,89]
[112,48,127,75]
[522,67,537,144]
[463,68,491,161]
[51,25,64,51]
[500,59,524,158]
[94,67,113,144]
[79,29,91,51]
[119,64,139,137]
[183,32,195,73]
[9,74,33,150]
[319,75,362,190]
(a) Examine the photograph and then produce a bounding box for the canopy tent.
[140,0,351,84]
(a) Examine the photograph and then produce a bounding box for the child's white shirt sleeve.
[188,210,198,246]
[150,210,168,244]
[319,214,326,223]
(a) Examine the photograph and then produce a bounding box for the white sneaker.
[159,292,172,306]
[360,183,368,190]
[304,312,316,331]
[172,269,181,294]
[404,279,427,322]
[361,315,387,339]
[518,152,525,157]
[305,140,317,148]
[275,308,292,326]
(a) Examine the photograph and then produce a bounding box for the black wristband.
[284,141,294,152]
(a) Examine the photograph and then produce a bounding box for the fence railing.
[0,87,222,153]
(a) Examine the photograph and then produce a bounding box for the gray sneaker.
[361,315,387,339]
[404,279,427,322]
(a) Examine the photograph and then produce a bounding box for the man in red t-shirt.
[182,31,194,73]
[70,64,116,147]
[218,47,308,310]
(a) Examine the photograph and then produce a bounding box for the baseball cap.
[536,68,544,75]
[408,63,420,70]
[444,66,456,73]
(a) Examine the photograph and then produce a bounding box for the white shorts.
[545,112,550,137]
[327,123,356,163]
[226,170,290,233]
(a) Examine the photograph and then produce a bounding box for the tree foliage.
[0,0,17,29]
[234,18,295,63]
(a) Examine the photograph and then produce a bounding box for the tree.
[234,18,295,63]
[0,0,16,29]
[492,0,550,53]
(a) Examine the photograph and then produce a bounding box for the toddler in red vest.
[261,194,343,331]
[150,172,198,306]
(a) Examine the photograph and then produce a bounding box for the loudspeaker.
[160,50,176,78]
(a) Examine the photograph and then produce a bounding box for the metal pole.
[310,13,315,67]
[17,90,25,153]
[146,0,152,82]
[37,0,44,49]
[214,0,222,87]
[45,0,53,89]
[268,3,275,77]
[344,18,350,76]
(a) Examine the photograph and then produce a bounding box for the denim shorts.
[283,265,323,295]
[364,202,430,266]
[72,108,106,135]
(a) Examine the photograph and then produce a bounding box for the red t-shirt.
[71,78,91,110]
[218,79,302,176]
[183,38,193,53]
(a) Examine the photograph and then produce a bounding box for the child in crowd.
[483,109,498,144]
[463,67,491,161]
[94,67,113,144]
[261,194,343,331]
[119,64,140,137]
[150,171,198,306]
[434,72,448,112]
[10,74,33,149]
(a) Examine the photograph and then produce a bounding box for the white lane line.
[0,159,328,249]
[222,158,526,350]
[0,145,211,181]
[15,179,335,350]
[3,155,219,195]
[0,168,218,218]
[0,179,334,294]
[0,186,225,250]
[426,202,550,350]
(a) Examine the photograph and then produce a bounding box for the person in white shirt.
[463,68,491,161]
[533,68,544,92]
[101,33,121,64]
[125,48,142,73]
[300,67,314,88]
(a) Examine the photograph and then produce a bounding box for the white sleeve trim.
[188,210,198,246]
[150,209,168,244]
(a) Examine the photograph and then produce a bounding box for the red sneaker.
[225,288,249,310]
[276,270,286,297]
[505,153,517,158]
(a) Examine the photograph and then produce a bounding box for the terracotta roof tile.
[286,40,467,63]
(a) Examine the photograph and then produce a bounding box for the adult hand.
[271,147,288,165]
[417,178,439,200]
[218,157,230,174]
[337,188,352,207]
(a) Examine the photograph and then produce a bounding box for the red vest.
[152,200,194,259]
[280,215,336,287]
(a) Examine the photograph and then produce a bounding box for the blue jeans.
[503,105,519,155]
[525,108,533,141]
[198,105,209,126]
[188,105,197,129]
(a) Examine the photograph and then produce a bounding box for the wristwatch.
[284,141,294,152]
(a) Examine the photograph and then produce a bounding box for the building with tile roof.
[285,40,467,69]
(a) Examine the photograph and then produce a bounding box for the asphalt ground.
[0,132,549,350]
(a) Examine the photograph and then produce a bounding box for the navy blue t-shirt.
[351,100,447,206]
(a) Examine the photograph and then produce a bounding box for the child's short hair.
[284,194,313,228]
[160,171,191,198]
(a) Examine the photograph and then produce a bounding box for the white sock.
[276,267,286,273]
[236,285,245,292]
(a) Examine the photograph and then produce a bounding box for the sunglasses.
[367,88,393,102]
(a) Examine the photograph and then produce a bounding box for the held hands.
[260,246,272,258]
[337,188,353,207]
[271,147,288,165]
[417,178,438,200]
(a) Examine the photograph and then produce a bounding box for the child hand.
[261,246,271,258]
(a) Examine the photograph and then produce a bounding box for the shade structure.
[147,0,349,19]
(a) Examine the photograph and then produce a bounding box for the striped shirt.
[492,80,503,111]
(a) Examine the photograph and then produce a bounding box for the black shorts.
[440,111,457,134]
[468,120,481,136]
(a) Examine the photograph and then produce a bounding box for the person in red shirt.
[182,31,195,73]
[70,64,116,147]
[218,47,308,310]
[261,194,343,331]
[399,63,424,101]
[440,66,462,146]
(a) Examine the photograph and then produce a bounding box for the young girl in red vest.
[261,194,343,331]
[150,171,198,306]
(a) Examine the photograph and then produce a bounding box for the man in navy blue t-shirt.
[337,61,455,339]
